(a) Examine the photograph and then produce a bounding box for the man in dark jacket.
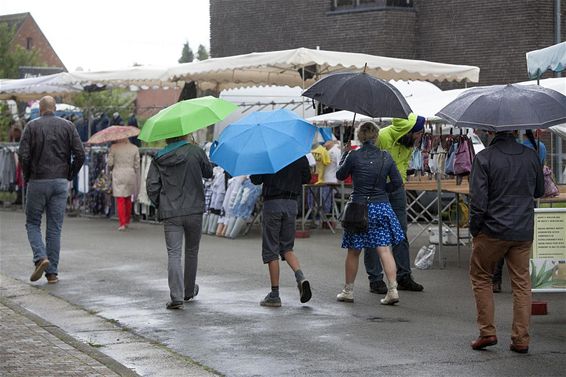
[250,156,312,307]
[18,96,85,284]
[469,131,544,354]
[146,136,213,309]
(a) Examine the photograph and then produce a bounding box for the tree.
[197,44,209,61]
[0,23,41,78]
[179,42,194,63]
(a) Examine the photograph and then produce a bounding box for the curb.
[1,297,139,377]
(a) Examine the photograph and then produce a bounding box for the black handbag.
[340,149,385,233]
[341,200,368,233]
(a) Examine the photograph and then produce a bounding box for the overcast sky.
[1,0,210,72]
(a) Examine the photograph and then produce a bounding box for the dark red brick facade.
[210,0,566,86]
[2,13,66,72]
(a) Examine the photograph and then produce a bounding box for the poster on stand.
[531,208,566,292]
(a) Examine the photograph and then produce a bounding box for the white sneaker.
[380,287,399,305]
[337,289,354,303]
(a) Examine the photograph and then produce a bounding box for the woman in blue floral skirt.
[336,122,405,305]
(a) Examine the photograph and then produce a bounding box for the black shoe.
[166,301,184,310]
[184,284,199,301]
[298,279,312,303]
[369,280,387,294]
[492,281,502,293]
[397,276,424,291]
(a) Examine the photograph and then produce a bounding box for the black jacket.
[250,156,311,200]
[146,143,213,220]
[469,133,544,241]
[18,114,85,181]
[336,142,402,203]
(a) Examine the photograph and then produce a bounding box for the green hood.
[377,113,418,182]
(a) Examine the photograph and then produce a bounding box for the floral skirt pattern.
[341,202,405,249]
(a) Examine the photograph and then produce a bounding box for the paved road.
[1,211,565,376]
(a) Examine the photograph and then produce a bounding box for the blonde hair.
[357,122,378,144]
[39,96,56,115]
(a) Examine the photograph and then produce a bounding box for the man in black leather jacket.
[469,131,544,354]
[18,96,85,284]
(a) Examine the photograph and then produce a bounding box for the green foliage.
[71,89,135,117]
[179,42,194,63]
[0,102,12,142]
[0,22,41,78]
[197,44,209,61]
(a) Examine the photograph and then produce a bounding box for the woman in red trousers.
[108,138,140,230]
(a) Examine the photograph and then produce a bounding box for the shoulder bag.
[341,150,385,233]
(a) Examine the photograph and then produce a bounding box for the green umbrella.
[138,96,237,142]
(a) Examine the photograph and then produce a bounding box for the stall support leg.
[437,174,445,269]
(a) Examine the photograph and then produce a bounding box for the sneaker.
[46,274,59,284]
[336,289,354,303]
[184,284,199,301]
[397,276,424,291]
[165,301,184,310]
[30,259,49,282]
[118,225,126,231]
[369,280,387,294]
[260,293,281,307]
[380,286,399,305]
[298,279,312,303]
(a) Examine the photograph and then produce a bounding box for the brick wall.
[416,0,566,86]
[210,0,566,86]
[210,0,416,59]
[11,15,65,69]
[135,88,182,119]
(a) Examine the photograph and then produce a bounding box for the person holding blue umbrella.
[211,109,316,307]
[250,155,313,307]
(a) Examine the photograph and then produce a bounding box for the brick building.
[0,13,66,77]
[210,0,565,86]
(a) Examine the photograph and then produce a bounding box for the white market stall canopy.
[526,42,566,79]
[67,66,178,89]
[166,47,480,91]
[0,72,81,99]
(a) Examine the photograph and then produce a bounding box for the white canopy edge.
[166,47,480,90]
[526,42,566,79]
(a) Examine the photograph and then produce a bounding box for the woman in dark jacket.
[336,122,405,305]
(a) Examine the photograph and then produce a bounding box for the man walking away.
[251,156,312,307]
[147,136,213,310]
[18,96,85,284]
[469,131,544,354]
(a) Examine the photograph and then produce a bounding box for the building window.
[26,37,33,50]
[330,0,413,11]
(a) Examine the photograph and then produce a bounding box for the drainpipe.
[555,0,563,182]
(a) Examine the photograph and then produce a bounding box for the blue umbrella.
[210,109,316,176]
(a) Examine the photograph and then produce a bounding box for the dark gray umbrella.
[436,84,566,131]
[302,72,412,118]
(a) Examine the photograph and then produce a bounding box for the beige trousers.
[469,233,532,346]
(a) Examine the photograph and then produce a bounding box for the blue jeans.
[25,179,68,275]
[363,186,411,281]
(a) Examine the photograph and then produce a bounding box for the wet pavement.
[1,210,565,376]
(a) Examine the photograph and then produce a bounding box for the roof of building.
[0,12,30,31]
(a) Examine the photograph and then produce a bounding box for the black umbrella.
[302,72,412,118]
[436,84,566,132]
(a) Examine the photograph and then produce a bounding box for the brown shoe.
[510,343,529,354]
[471,335,498,350]
[30,259,49,282]
[46,274,59,284]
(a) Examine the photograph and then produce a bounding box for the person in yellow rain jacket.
[311,143,331,184]
[363,113,426,294]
